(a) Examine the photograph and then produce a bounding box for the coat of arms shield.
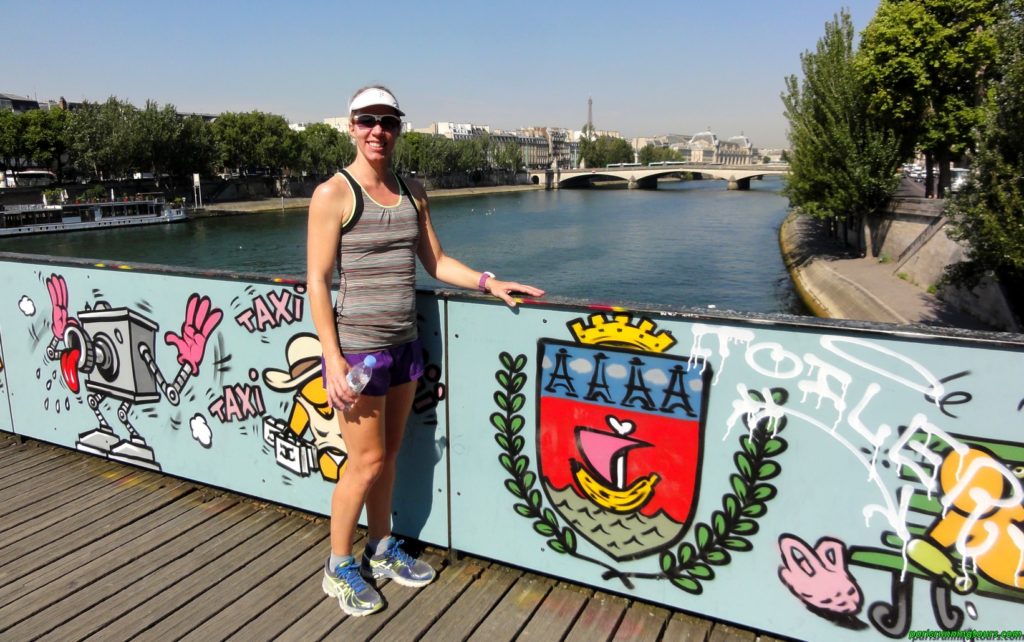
[537,339,711,561]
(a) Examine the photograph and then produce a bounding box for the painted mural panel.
[0,257,449,545]
[3,252,1023,641]
[445,300,1024,641]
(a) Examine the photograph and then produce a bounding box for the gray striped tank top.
[334,170,420,351]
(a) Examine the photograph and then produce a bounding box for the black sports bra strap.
[394,173,421,220]
[338,168,364,234]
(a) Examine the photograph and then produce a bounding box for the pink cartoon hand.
[46,274,70,338]
[777,535,862,615]
[164,294,223,375]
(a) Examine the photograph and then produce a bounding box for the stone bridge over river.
[528,163,789,190]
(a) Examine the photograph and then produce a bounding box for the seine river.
[0,176,805,315]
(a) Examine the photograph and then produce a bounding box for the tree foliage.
[782,10,903,252]
[5,98,525,187]
[165,115,217,179]
[66,98,133,180]
[61,97,218,182]
[21,108,69,178]
[298,123,354,177]
[858,0,1001,194]
[945,0,1024,310]
[134,100,181,182]
[211,111,299,174]
[391,131,522,186]
[579,134,633,167]
[0,109,28,170]
[492,142,524,178]
[638,144,684,165]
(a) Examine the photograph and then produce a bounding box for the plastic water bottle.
[344,355,377,405]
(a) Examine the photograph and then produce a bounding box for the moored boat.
[0,196,187,237]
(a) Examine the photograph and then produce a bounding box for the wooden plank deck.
[0,433,785,641]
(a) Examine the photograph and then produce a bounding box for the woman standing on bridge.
[306,85,544,617]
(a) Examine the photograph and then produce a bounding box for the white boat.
[0,196,187,237]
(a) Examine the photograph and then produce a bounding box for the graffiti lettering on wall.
[491,312,1022,637]
[698,330,1024,635]
[492,314,791,590]
[688,323,1023,636]
[20,273,224,469]
[234,287,305,333]
[208,381,266,423]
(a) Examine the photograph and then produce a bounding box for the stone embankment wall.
[869,198,1018,331]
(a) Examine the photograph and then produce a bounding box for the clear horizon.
[1,0,881,149]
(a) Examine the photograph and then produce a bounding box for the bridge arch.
[527,164,788,190]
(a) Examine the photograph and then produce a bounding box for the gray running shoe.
[322,558,383,617]
[361,538,436,587]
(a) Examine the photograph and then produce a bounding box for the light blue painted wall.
[2,254,1023,641]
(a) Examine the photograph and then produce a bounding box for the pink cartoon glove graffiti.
[164,293,223,376]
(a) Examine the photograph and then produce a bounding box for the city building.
[678,131,758,164]
[0,93,39,113]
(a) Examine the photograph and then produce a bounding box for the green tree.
[134,100,181,183]
[66,97,138,180]
[393,131,428,176]
[21,108,69,179]
[580,135,633,167]
[421,136,459,185]
[0,110,27,171]
[638,144,684,165]
[945,0,1024,316]
[456,136,490,182]
[859,0,1001,195]
[782,10,903,254]
[212,111,297,175]
[493,142,523,182]
[299,123,354,177]
[165,115,217,179]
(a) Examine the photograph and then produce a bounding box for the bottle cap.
[363,355,377,368]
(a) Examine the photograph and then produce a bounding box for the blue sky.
[2,1,881,148]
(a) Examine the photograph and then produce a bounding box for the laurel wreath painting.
[491,351,790,592]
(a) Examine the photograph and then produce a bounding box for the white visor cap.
[349,87,405,117]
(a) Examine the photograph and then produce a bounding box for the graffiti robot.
[45,274,223,470]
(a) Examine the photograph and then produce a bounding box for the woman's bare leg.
[329,394,387,557]
[365,380,417,541]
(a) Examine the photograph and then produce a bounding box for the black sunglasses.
[353,114,402,131]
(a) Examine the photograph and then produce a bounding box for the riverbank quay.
[196,183,545,217]
[0,432,772,641]
[780,210,1002,330]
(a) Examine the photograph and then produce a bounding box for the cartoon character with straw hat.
[262,333,348,481]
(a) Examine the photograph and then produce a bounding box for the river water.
[0,177,804,315]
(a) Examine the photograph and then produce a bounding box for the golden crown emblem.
[568,313,677,353]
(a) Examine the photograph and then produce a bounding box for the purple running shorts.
[341,338,425,396]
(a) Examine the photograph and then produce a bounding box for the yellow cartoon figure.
[908,446,1024,592]
[262,333,348,481]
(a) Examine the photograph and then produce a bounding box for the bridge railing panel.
[0,254,450,545]
[1,253,1022,642]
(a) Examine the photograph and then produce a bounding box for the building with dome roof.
[679,131,757,164]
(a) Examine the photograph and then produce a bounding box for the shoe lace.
[337,562,370,594]
[384,539,415,567]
